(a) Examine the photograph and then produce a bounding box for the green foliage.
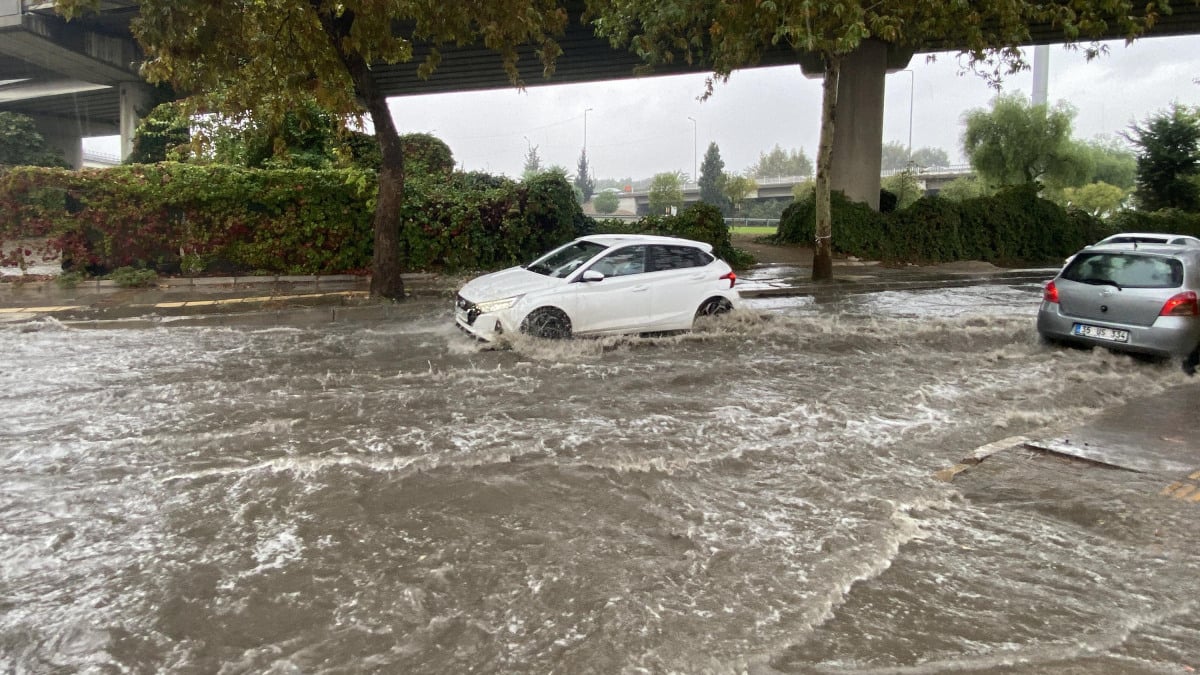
[750,144,813,178]
[648,172,684,215]
[0,164,372,274]
[399,171,589,272]
[775,184,1106,265]
[0,113,69,169]
[724,174,757,215]
[912,147,952,169]
[1063,181,1128,217]
[0,163,589,276]
[593,190,620,215]
[55,270,87,289]
[698,142,729,213]
[1128,103,1200,212]
[881,171,922,210]
[882,143,953,171]
[575,150,595,202]
[1079,136,1137,189]
[963,93,1089,189]
[107,266,159,288]
[937,175,992,201]
[775,190,882,254]
[522,144,542,181]
[401,133,455,176]
[127,103,192,164]
[596,203,753,268]
[1107,208,1200,238]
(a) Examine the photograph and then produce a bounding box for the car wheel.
[695,297,733,319]
[520,308,573,339]
[1183,345,1199,377]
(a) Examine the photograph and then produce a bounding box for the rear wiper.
[1082,278,1122,290]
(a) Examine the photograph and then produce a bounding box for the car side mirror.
[579,270,605,283]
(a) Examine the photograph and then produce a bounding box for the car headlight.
[475,296,520,313]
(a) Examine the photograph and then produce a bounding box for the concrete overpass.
[3,0,1200,205]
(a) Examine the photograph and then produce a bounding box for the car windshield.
[1062,251,1183,289]
[524,240,608,278]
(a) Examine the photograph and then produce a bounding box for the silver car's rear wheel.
[1184,345,1199,376]
[520,308,572,339]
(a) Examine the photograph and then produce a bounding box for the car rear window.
[648,245,713,272]
[1062,252,1184,289]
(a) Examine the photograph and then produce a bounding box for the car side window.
[591,246,646,277]
[649,245,713,272]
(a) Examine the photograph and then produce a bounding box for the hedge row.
[595,203,755,268]
[0,164,589,275]
[776,184,1112,265]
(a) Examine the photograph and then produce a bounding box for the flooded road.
[2,284,1198,673]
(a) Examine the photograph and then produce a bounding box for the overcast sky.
[384,34,1200,182]
[84,34,1200,182]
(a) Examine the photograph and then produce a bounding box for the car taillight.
[1160,291,1199,316]
[720,271,737,288]
[1043,280,1059,304]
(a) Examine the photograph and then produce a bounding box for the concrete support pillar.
[33,117,83,169]
[828,41,887,210]
[119,82,155,161]
[800,40,913,211]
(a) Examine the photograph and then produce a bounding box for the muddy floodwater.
[2,285,1198,674]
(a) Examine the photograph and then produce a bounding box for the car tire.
[695,297,733,320]
[520,307,572,339]
[1183,345,1199,377]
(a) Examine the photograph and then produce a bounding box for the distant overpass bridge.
[3,0,1199,203]
[623,166,975,215]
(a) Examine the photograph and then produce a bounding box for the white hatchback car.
[455,234,740,341]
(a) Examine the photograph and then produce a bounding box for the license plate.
[1073,323,1129,343]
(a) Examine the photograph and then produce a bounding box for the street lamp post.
[687,116,697,184]
[899,69,914,156]
[583,108,593,153]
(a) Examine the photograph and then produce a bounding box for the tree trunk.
[813,54,840,282]
[315,3,405,300]
[360,83,407,301]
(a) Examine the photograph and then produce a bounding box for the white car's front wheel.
[521,307,573,339]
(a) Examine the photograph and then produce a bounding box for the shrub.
[108,266,158,288]
[1106,208,1200,237]
[773,183,1106,265]
[398,171,590,272]
[595,203,754,268]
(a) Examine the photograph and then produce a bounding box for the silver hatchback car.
[1037,245,1200,373]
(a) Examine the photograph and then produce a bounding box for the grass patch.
[730,225,777,236]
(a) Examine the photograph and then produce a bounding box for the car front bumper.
[1036,302,1200,358]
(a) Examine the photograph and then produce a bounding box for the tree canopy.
[57,0,567,299]
[698,142,729,212]
[0,113,69,168]
[575,149,595,202]
[962,93,1089,190]
[648,172,684,215]
[750,145,813,178]
[1127,103,1200,212]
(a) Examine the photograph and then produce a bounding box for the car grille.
[456,294,480,325]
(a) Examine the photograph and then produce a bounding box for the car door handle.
[631,285,649,292]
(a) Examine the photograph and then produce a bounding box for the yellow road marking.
[1173,484,1196,500]
[1,290,369,316]
[1162,482,1184,496]
[1190,470,1200,481]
